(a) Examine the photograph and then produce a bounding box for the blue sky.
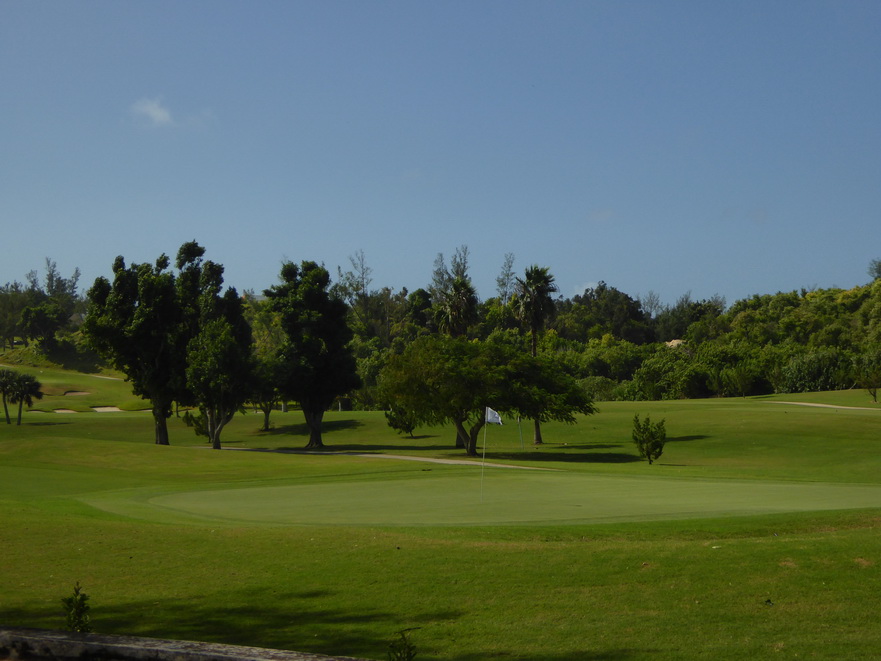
[2,1,879,307]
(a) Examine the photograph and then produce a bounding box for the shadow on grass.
[486,450,642,464]
[260,418,364,437]
[0,589,465,661]
[667,434,710,443]
[19,421,73,427]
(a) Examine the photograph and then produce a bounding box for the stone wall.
[0,627,372,661]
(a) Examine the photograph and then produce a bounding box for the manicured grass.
[2,381,881,659]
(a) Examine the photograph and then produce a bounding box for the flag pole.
[480,421,488,502]
[481,407,503,502]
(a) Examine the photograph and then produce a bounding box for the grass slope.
[2,379,881,660]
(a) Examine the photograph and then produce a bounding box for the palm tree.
[435,276,478,338]
[0,368,16,424]
[9,372,43,425]
[514,265,558,444]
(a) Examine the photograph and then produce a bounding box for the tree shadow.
[0,588,465,661]
[666,434,709,443]
[260,418,364,436]
[486,450,642,464]
[19,421,72,427]
[331,444,456,452]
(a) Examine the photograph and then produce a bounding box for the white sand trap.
[92,406,122,412]
[54,409,77,414]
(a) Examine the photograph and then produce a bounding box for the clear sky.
[2,1,879,307]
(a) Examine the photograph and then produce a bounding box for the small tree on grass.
[62,582,92,633]
[632,414,666,465]
[385,408,418,437]
[0,368,16,424]
[9,372,43,425]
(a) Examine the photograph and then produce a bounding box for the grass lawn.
[2,372,881,659]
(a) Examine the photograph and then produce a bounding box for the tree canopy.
[265,261,360,449]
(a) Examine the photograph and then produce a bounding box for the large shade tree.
[379,334,596,456]
[514,265,558,444]
[83,242,214,444]
[264,261,360,449]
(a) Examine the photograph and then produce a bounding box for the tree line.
[2,245,880,449]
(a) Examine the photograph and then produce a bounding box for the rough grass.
[2,377,881,660]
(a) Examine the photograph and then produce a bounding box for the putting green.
[82,462,881,526]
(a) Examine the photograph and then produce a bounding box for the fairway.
[82,459,881,526]
[5,390,881,660]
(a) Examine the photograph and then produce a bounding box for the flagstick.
[480,422,488,502]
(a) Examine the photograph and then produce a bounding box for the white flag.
[485,407,503,425]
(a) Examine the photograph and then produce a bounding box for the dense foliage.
[4,247,881,445]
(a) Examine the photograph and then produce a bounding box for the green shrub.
[62,582,92,633]
[632,414,666,465]
[388,628,418,661]
[385,408,418,437]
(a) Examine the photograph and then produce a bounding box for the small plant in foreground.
[388,627,419,661]
[632,413,666,465]
[62,581,92,633]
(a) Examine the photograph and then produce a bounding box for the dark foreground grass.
[2,385,881,659]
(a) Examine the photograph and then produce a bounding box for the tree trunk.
[453,420,477,456]
[258,402,274,432]
[467,420,485,457]
[530,330,543,445]
[2,395,9,424]
[533,418,543,445]
[16,400,23,425]
[303,408,324,449]
[153,405,170,445]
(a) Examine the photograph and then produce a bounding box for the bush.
[62,582,92,633]
[632,414,666,465]
[385,408,418,437]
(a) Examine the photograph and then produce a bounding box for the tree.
[0,282,29,349]
[334,249,374,336]
[183,260,254,449]
[16,259,84,350]
[0,368,16,424]
[562,281,653,344]
[264,261,360,449]
[868,258,881,281]
[8,372,43,425]
[20,301,67,350]
[83,244,211,445]
[514,265,558,444]
[379,335,596,456]
[245,294,286,431]
[435,276,478,337]
[379,335,507,455]
[854,350,881,403]
[632,414,666,464]
[496,253,516,305]
[185,313,254,449]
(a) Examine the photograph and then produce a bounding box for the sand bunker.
[92,406,122,412]
[54,409,77,414]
